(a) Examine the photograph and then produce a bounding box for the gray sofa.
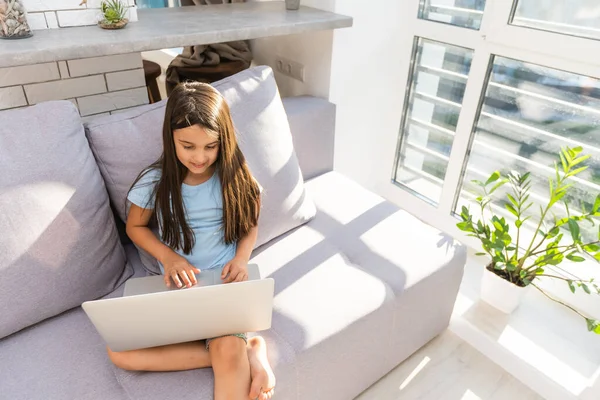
[0,67,465,400]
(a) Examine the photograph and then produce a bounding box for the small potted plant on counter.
[457,146,600,334]
[98,0,128,30]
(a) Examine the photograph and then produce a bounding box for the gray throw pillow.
[0,101,131,339]
[85,66,316,274]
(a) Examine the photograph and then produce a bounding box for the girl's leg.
[107,337,275,399]
[107,341,211,371]
[209,336,251,400]
[248,336,276,400]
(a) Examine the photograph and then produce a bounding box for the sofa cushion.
[249,171,466,399]
[85,66,316,274]
[0,303,130,400]
[0,101,131,339]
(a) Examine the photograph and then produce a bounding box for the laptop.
[82,264,274,352]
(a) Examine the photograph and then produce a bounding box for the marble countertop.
[0,2,352,68]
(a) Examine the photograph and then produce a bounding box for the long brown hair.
[129,82,260,254]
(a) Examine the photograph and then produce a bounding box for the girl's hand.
[162,252,200,288]
[221,257,248,283]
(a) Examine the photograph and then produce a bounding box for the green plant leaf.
[472,180,485,187]
[456,221,473,232]
[586,319,600,334]
[556,183,574,194]
[475,252,487,256]
[489,180,507,194]
[572,154,591,166]
[582,283,591,294]
[485,171,501,186]
[584,244,600,252]
[546,227,559,238]
[566,166,589,178]
[559,151,568,173]
[566,252,586,262]
[547,253,564,265]
[568,280,576,293]
[505,203,518,217]
[595,252,600,262]
[593,194,600,214]
[506,193,518,207]
[568,218,581,242]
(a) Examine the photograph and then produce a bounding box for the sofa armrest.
[282,96,335,180]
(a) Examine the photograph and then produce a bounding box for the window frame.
[377,0,600,318]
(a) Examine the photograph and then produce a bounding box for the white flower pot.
[480,267,530,313]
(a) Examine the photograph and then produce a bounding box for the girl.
[106,82,276,400]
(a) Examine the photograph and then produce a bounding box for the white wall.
[328,0,410,191]
[250,0,412,193]
[249,0,335,99]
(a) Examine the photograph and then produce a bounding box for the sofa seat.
[0,172,465,400]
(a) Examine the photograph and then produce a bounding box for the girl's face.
[173,124,219,177]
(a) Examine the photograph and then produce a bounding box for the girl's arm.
[235,225,258,262]
[221,197,260,283]
[126,204,200,288]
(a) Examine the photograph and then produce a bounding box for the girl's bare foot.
[247,336,276,400]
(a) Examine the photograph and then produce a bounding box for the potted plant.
[98,0,128,30]
[457,146,600,334]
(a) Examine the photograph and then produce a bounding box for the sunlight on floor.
[398,356,430,390]
[355,330,543,400]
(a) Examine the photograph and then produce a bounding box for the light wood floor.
[356,330,543,400]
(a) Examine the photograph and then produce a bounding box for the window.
[419,0,487,30]
[512,0,600,41]
[394,39,473,205]
[387,0,600,317]
[456,57,600,240]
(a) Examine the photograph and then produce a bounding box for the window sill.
[449,251,600,400]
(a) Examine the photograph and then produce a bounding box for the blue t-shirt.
[127,168,236,273]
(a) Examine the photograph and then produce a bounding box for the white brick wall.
[106,69,145,91]
[78,87,148,116]
[0,53,149,116]
[58,61,70,79]
[0,63,60,87]
[57,9,100,27]
[26,12,48,30]
[23,0,84,12]
[68,53,143,77]
[45,12,59,29]
[0,87,28,109]
[23,0,137,30]
[25,75,107,104]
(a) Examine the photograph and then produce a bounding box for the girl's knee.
[107,347,137,371]
[209,336,247,367]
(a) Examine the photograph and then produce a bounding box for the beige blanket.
[166,0,253,87]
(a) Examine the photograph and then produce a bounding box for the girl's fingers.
[221,263,231,280]
[171,272,183,288]
[164,275,171,288]
[235,271,246,282]
[179,270,192,288]
[228,269,240,283]
[187,268,198,285]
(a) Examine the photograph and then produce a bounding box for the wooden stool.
[143,60,162,104]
